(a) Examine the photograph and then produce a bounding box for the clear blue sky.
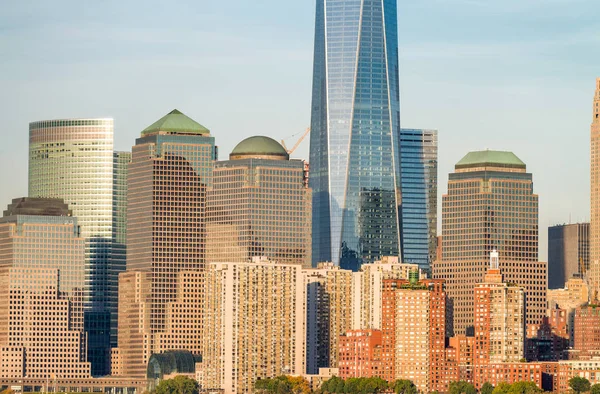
[1,0,598,260]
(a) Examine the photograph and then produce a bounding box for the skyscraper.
[309,0,402,270]
[28,118,114,376]
[433,150,546,334]
[589,78,600,294]
[207,136,311,266]
[113,109,215,375]
[548,223,589,289]
[0,197,90,378]
[400,128,438,271]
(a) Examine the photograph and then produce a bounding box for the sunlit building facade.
[433,150,545,335]
[309,0,402,271]
[589,78,600,293]
[207,136,311,267]
[28,118,114,375]
[400,128,438,271]
[0,197,90,379]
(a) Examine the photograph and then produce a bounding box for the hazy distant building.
[589,78,600,293]
[207,136,311,266]
[548,223,589,289]
[201,259,305,394]
[473,251,525,380]
[309,0,402,271]
[28,118,114,375]
[400,128,438,271]
[0,198,90,378]
[433,150,546,334]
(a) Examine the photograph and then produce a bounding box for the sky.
[1,0,599,261]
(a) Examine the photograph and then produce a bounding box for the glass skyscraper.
[29,118,114,376]
[309,0,402,271]
[399,129,438,271]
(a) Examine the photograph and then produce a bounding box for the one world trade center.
[309,0,402,270]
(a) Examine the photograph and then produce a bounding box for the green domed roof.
[230,136,289,160]
[141,109,210,137]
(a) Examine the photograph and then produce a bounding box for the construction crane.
[281,127,310,155]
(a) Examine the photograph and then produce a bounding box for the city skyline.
[1,1,598,260]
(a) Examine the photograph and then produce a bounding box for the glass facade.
[399,129,437,271]
[28,118,114,376]
[309,0,402,270]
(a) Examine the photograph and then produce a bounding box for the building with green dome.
[207,135,311,267]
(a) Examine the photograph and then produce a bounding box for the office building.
[126,109,215,332]
[309,0,402,271]
[433,150,546,334]
[400,128,438,271]
[200,258,305,394]
[590,78,600,292]
[548,223,589,289]
[207,136,311,266]
[28,118,114,375]
[473,251,525,381]
[0,198,90,378]
[111,151,131,346]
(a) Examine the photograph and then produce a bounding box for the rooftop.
[455,150,525,170]
[3,197,71,217]
[141,109,210,137]
[230,135,289,160]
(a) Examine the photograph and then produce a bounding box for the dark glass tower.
[399,129,438,271]
[309,0,402,270]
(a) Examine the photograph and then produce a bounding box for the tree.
[448,381,476,394]
[506,381,542,394]
[391,379,417,394]
[492,382,511,394]
[569,377,591,394]
[155,375,199,394]
[481,383,494,394]
[591,383,600,394]
[321,376,344,394]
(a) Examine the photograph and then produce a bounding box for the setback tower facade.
[309,0,402,270]
[433,150,546,335]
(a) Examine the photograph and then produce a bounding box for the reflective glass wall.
[309,0,402,270]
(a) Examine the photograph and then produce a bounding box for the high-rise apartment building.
[433,150,546,334]
[400,128,438,271]
[548,223,589,289]
[207,136,311,266]
[201,259,305,394]
[126,109,215,333]
[309,0,402,271]
[590,78,600,293]
[338,330,383,379]
[473,251,525,382]
[0,198,90,379]
[381,276,447,393]
[573,304,600,359]
[28,118,114,375]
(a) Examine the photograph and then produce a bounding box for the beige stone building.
[547,277,589,346]
[113,109,215,375]
[0,198,90,379]
[473,251,525,377]
[589,78,600,293]
[433,150,546,334]
[200,259,306,394]
[207,136,311,267]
